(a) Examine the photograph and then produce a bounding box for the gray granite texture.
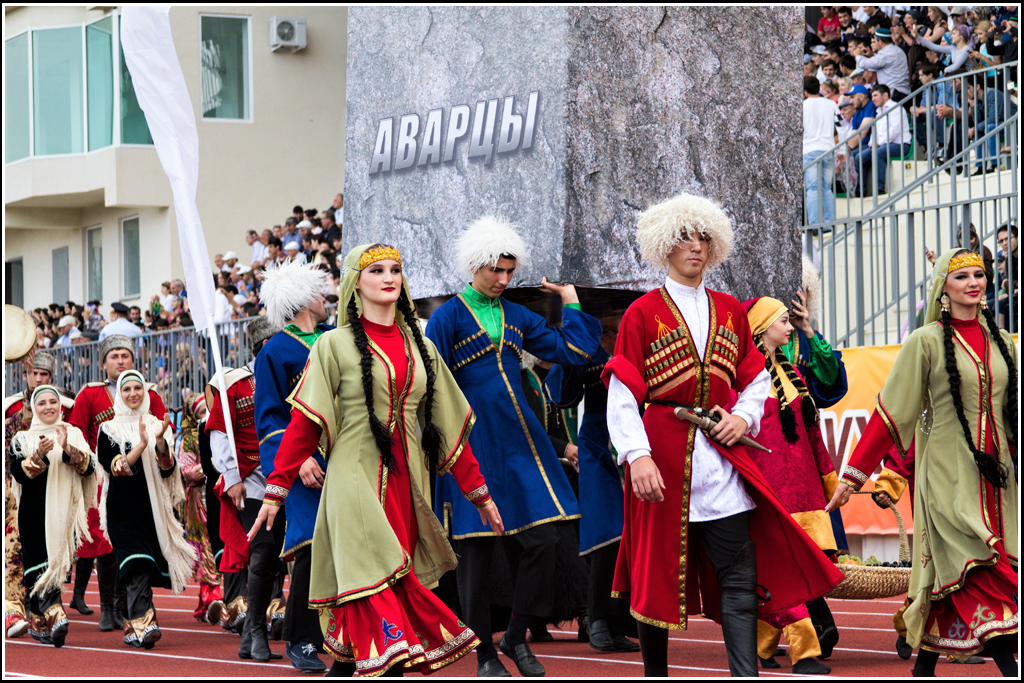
[344,6,803,301]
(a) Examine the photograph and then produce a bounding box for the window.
[121,217,140,298]
[87,226,103,301]
[5,259,24,308]
[5,33,30,163]
[33,27,84,155]
[52,247,69,304]
[200,15,250,120]
[119,20,153,145]
[87,17,114,151]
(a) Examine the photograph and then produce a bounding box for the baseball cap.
[284,241,300,251]
[843,84,871,97]
[849,68,865,78]
[950,6,966,15]
[838,99,855,108]
[58,315,76,327]
[811,45,827,54]
[224,251,238,260]
[804,54,814,64]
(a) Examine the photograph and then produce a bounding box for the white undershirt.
[606,277,770,522]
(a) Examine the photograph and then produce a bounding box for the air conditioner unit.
[270,16,306,52]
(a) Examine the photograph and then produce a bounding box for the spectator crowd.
[803,5,1018,214]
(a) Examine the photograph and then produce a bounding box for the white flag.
[120,6,214,331]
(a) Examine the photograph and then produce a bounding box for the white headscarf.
[10,386,99,597]
[99,370,197,593]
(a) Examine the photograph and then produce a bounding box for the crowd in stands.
[29,193,345,353]
[804,5,1018,211]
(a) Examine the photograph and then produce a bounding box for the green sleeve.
[805,333,840,386]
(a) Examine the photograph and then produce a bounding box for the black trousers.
[240,497,285,636]
[283,545,323,646]
[689,512,751,581]
[223,569,248,603]
[454,522,559,643]
[588,541,619,623]
[124,571,154,620]
[28,587,62,615]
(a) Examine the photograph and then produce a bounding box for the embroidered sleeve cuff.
[263,484,289,506]
[61,447,92,474]
[464,484,491,508]
[21,458,48,479]
[841,467,869,490]
[112,455,134,477]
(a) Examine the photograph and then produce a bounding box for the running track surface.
[3,578,1011,678]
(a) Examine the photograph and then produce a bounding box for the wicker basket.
[826,502,911,600]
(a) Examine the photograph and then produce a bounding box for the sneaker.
[287,642,327,673]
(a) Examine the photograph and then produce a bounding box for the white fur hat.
[259,260,328,328]
[801,254,822,324]
[454,215,530,275]
[635,192,734,269]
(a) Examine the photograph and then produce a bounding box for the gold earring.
[979,297,988,310]
[940,292,951,312]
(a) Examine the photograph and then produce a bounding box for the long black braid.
[980,306,1018,461]
[396,295,446,472]
[940,304,1009,488]
[348,297,398,473]
[755,335,819,444]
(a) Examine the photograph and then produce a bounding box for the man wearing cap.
[810,45,829,83]
[282,241,302,264]
[4,352,68,421]
[207,316,284,660]
[98,303,143,341]
[223,252,239,273]
[843,84,878,195]
[857,27,912,104]
[948,6,969,28]
[68,335,168,632]
[252,260,332,671]
[55,316,83,347]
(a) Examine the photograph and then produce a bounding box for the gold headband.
[947,252,984,273]
[357,246,402,271]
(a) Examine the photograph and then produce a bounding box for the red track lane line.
[5,639,296,669]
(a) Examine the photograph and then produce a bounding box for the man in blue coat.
[253,260,332,672]
[427,216,601,677]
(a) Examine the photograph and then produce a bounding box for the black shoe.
[250,628,281,662]
[98,609,117,632]
[612,635,640,653]
[529,627,554,643]
[971,168,986,177]
[70,595,93,616]
[51,622,68,648]
[477,657,513,677]
[141,625,161,650]
[950,655,986,664]
[238,619,254,659]
[577,616,589,643]
[759,656,781,669]
[498,635,546,677]
[793,657,831,674]
[588,619,615,652]
[286,642,325,672]
[896,635,913,660]
[818,624,840,659]
[773,647,786,658]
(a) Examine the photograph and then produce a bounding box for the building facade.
[4,5,347,310]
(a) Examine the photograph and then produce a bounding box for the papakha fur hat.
[32,351,56,374]
[635,192,734,270]
[246,315,281,350]
[454,215,530,275]
[259,259,329,329]
[100,335,135,363]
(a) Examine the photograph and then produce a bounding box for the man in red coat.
[601,193,844,676]
[4,351,71,421]
[67,334,167,632]
[206,316,284,659]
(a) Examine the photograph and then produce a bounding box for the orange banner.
[820,334,1018,536]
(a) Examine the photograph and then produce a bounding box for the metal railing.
[804,61,1018,227]
[6,317,262,413]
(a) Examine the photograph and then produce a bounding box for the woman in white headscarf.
[97,370,197,649]
[9,385,99,648]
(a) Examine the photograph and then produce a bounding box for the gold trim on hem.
[579,535,622,557]
[281,538,314,559]
[310,558,414,609]
[448,513,581,540]
[630,606,687,631]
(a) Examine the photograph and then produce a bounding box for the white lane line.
[5,639,297,669]
[508,653,806,677]
[65,619,233,635]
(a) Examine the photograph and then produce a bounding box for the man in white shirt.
[856,28,912,103]
[863,83,912,195]
[803,77,842,225]
[55,315,83,346]
[98,303,144,341]
[247,231,268,268]
[601,192,843,677]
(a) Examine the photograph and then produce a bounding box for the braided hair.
[980,306,1018,461]
[938,257,1012,487]
[396,296,446,472]
[347,297,398,473]
[754,335,819,444]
